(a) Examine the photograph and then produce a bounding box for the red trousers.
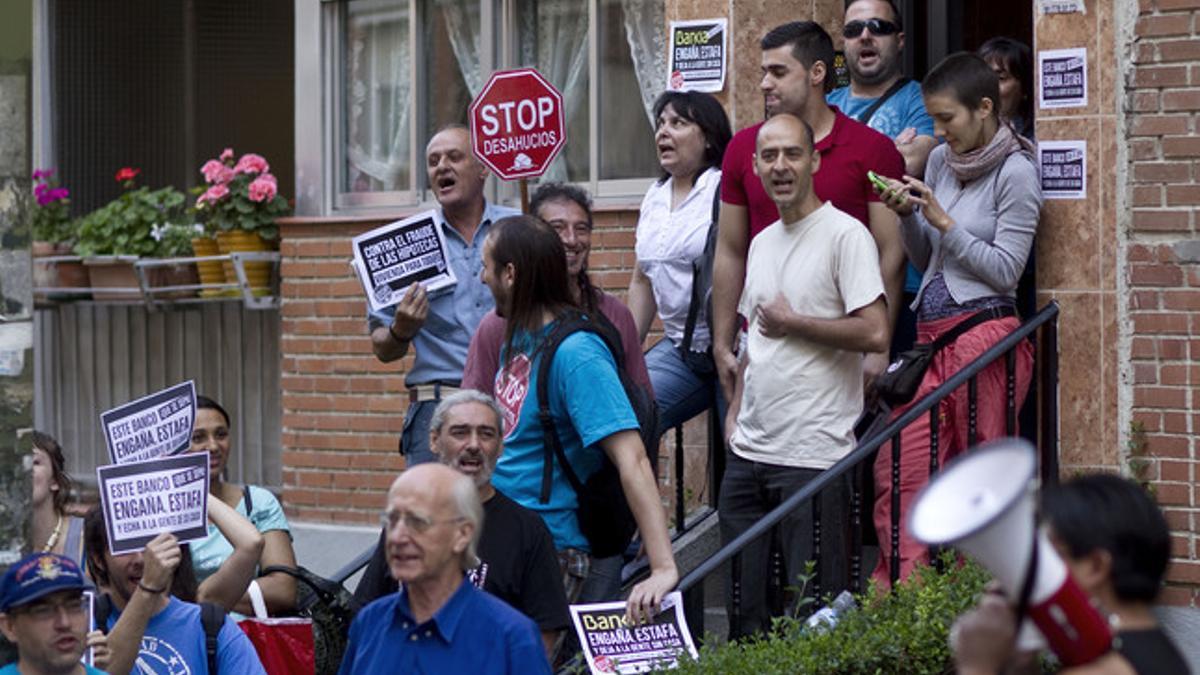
[871,312,1032,589]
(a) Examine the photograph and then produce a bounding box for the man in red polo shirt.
[711,21,905,401]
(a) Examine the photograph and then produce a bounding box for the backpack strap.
[241,484,253,516]
[536,312,625,504]
[681,175,722,355]
[199,602,226,675]
[856,76,911,126]
[94,593,112,634]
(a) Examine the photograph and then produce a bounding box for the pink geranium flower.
[247,175,278,203]
[197,183,230,206]
[219,148,234,162]
[234,153,270,175]
[200,159,226,184]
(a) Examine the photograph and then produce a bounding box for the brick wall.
[276,208,697,525]
[1126,0,1200,605]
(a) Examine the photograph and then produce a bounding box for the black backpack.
[94,592,225,675]
[535,310,659,558]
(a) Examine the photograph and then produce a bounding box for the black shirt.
[353,489,570,633]
[1116,627,1189,675]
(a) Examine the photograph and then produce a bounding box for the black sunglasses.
[842,19,900,38]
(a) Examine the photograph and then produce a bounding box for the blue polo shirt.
[367,201,519,385]
[338,576,551,675]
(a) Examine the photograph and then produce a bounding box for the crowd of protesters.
[13,1,1184,673]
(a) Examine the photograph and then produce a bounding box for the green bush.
[670,556,990,675]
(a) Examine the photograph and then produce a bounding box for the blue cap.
[0,553,87,612]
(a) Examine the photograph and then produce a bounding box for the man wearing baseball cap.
[0,552,106,675]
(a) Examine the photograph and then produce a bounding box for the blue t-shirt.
[339,577,550,675]
[829,80,936,294]
[490,325,639,552]
[366,201,520,385]
[191,485,290,584]
[0,665,106,674]
[106,597,266,675]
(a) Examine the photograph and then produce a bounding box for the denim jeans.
[577,553,623,603]
[644,339,726,447]
[718,451,851,640]
[400,399,437,466]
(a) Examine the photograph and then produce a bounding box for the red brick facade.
[1126,0,1200,605]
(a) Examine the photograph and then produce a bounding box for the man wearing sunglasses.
[0,553,105,675]
[828,0,937,358]
[829,0,937,178]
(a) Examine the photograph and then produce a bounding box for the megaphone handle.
[1012,516,1040,632]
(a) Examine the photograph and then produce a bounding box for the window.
[304,0,663,214]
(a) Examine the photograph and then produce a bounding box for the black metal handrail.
[675,301,1060,602]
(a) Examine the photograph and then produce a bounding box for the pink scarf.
[943,122,1035,183]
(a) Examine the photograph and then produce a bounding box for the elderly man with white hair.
[338,463,551,674]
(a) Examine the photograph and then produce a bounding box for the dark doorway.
[899,0,1034,79]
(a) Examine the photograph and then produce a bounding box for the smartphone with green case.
[867,170,906,203]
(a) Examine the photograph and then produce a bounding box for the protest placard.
[97,452,209,555]
[1038,140,1087,200]
[101,381,196,465]
[668,20,727,92]
[83,590,95,666]
[352,211,458,313]
[570,592,698,674]
[1038,48,1087,109]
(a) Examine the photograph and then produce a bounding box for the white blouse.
[634,167,721,351]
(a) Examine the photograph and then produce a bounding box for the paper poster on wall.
[668,20,727,92]
[1039,0,1085,14]
[570,591,699,674]
[1039,48,1087,109]
[352,210,458,313]
[101,381,197,465]
[97,452,210,555]
[1038,140,1087,200]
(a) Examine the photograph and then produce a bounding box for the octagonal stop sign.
[469,68,566,181]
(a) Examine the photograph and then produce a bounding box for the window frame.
[296,0,655,217]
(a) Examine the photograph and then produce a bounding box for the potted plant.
[146,222,204,299]
[29,169,88,297]
[74,167,187,301]
[194,148,289,295]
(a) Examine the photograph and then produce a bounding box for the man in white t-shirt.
[720,113,889,639]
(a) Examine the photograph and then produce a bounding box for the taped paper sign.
[352,211,458,313]
[1039,48,1087,109]
[668,20,728,92]
[101,381,197,465]
[570,592,699,674]
[1039,140,1087,200]
[97,452,210,555]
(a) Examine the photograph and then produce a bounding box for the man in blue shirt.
[82,511,266,675]
[368,124,519,467]
[0,553,106,675]
[480,215,677,624]
[340,464,550,674]
[827,0,937,355]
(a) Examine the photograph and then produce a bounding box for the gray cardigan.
[901,143,1043,310]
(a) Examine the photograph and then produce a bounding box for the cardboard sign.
[1039,140,1087,200]
[83,590,95,666]
[570,592,699,674]
[352,211,458,312]
[97,452,210,555]
[668,20,727,93]
[1039,48,1087,109]
[101,381,197,465]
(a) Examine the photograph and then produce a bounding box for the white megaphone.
[908,438,1113,666]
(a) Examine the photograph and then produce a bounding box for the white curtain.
[620,0,667,130]
[519,0,589,183]
[438,0,485,97]
[346,2,412,192]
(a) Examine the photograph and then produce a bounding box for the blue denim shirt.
[367,201,519,385]
[338,576,551,675]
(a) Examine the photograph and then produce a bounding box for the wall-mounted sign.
[569,591,698,673]
[1038,48,1087,110]
[1038,140,1087,200]
[1039,0,1085,14]
[668,20,727,93]
[352,211,457,313]
[97,452,210,555]
[101,381,197,465]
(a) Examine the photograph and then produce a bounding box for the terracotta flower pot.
[215,230,273,296]
[33,242,90,300]
[84,256,141,302]
[191,237,227,297]
[147,263,200,300]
